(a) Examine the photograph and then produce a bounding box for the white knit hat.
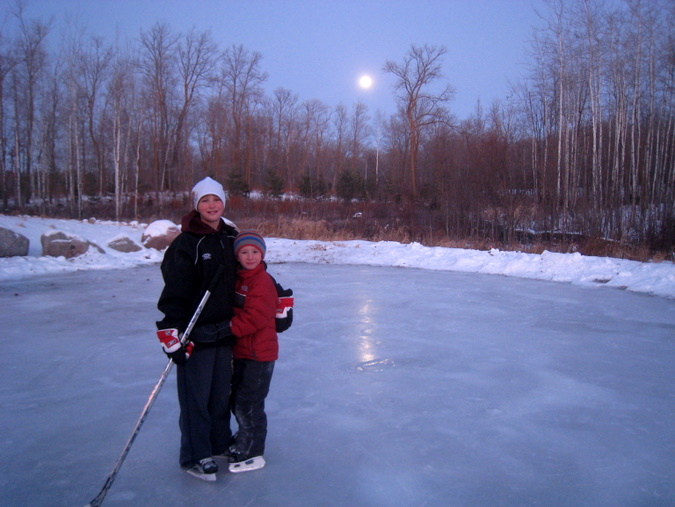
[191,177,226,209]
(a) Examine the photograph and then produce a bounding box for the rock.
[40,230,105,258]
[108,236,143,253]
[142,220,180,250]
[0,226,30,257]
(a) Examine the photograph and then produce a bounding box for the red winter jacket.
[231,263,279,361]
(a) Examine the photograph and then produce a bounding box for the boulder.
[107,236,143,253]
[41,230,105,259]
[142,220,180,250]
[0,226,30,257]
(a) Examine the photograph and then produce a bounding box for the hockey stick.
[86,265,226,507]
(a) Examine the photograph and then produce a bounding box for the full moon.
[358,75,373,89]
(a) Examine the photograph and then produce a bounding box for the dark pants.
[230,359,275,458]
[176,343,233,468]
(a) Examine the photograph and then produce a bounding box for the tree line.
[1,0,673,253]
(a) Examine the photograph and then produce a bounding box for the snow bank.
[1,215,674,298]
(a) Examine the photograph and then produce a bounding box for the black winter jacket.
[156,210,238,344]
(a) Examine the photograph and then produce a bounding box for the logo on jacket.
[202,253,212,261]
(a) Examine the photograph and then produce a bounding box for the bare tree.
[35,56,61,214]
[11,2,50,206]
[580,0,607,215]
[332,103,348,191]
[80,36,112,195]
[348,102,371,192]
[0,32,20,208]
[219,44,267,185]
[269,87,298,187]
[173,28,218,188]
[59,16,88,217]
[109,43,137,220]
[298,97,330,192]
[138,22,179,202]
[384,44,454,199]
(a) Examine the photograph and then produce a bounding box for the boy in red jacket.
[227,231,278,472]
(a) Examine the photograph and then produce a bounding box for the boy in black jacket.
[156,177,238,481]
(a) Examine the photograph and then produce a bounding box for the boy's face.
[237,245,263,270]
[197,194,224,229]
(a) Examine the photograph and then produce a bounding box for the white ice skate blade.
[228,456,266,473]
[183,468,217,482]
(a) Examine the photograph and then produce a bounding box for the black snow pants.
[230,358,275,458]
[176,342,233,468]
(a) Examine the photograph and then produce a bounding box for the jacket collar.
[181,210,222,235]
[237,262,266,279]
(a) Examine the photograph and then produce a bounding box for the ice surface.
[1,263,673,506]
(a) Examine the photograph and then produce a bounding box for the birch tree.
[12,4,50,206]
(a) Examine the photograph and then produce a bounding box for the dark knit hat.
[234,230,266,259]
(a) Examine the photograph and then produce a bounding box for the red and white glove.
[275,293,294,333]
[157,328,181,353]
[156,328,194,365]
[276,296,294,318]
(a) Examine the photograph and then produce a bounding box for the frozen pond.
[1,263,673,506]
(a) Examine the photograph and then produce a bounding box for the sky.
[1,216,673,505]
[9,0,542,119]
[1,214,674,299]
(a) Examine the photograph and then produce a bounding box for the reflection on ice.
[357,296,376,363]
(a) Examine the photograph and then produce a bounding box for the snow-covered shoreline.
[1,214,674,299]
